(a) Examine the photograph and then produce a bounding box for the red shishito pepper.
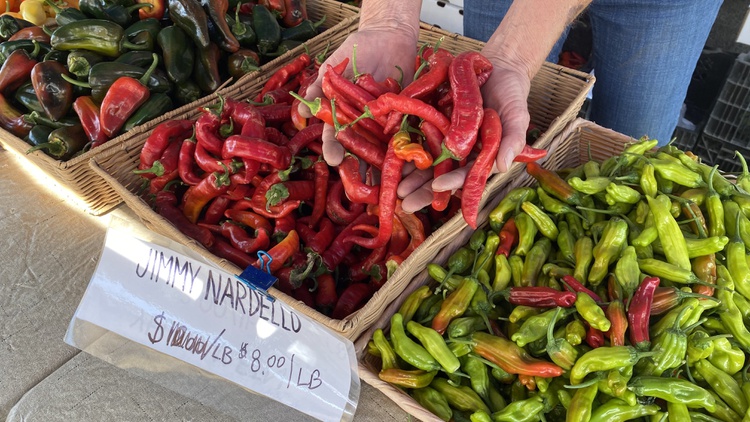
[504,286,577,308]
[462,108,502,229]
[100,53,159,138]
[628,276,660,350]
[441,51,493,161]
[496,217,518,257]
[561,275,603,303]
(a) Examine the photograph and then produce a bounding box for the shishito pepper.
[512,306,572,348]
[406,320,460,373]
[488,395,544,422]
[467,331,564,377]
[628,376,716,411]
[461,355,490,401]
[378,368,436,389]
[588,217,628,285]
[514,212,538,257]
[390,313,440,372]
[430,377,490,414]
[567,381,598,422]
[411,387,452,422]
[488,187,536,232]
[99,53,159,137]
[589,397,660,422]
[694,359,748,415]
[569,346,656,385]
[431,276,478,334]
[521,201,558,240]
[687,330,716,365]
[526,161,583,205]
[708,336,745,375]
[372,328,397,371]
[575,291,610,332]
[398,285,432,325]
[644,305,699,376]
[545,307,578,370]
[521,238,552,287]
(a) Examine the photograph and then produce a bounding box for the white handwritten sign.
[71,227,359,421]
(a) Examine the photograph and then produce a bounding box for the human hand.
[299,28,418,166]
[399,61,532,213]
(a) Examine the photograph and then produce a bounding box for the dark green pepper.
[194,43,222,93]
[43,0,87,26]
[42,49,69,64]
[50,19,142,58]
[26,124,87,160]
[14,82,43,113]
[63,61,172,102]
[0,15,34,40]
[156,25,195,84]
[67,50,105,79]
[78,0,148,27]
[124,17,162,42]
[0,40,51,63]
[281,16,326,41]
[225,4,255,47]
[460,355,490,401]
[122,93,172,132]
[23,123,55,147]
[167,0,211,49]
[264,39,303,57]
[253,4,281,56]
[23,111,78,129]
[114,50,157,67]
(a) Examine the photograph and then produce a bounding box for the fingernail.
[503,155,512,172]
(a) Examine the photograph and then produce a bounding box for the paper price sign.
[72,227,359,421]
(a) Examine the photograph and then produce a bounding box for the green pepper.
[253,4,281,56]
[447,316,485,339]
[489,395,543,422]
[575,291,610,331]
[695,359,748,415]
[572,236,594,284]
[469,229,486,253]
[716,265,750,352]
[705,389,743,422]
[66,50,105,79]
[637,258,702,285]
[545,307,578,370]
[651,297,718,339]
[569,346,656,385]
[122,93,173,132]
[687,330,717,365]
[725,209,750,299]
[78,0,149,27]
[566,319,586,346]
[173,79,201,106]
[613,245,639,298]
[567,381,598,422]
[26,124,87,161]
[432,277,479,335]
[438,247,474,291]
[639,162,658,198]
[378,368,437,389]
[461,355,490,401]
[0,15,34,40]
[23,110,78,129]
[14,82,43,113]
[406,320,460,373]
[685,236,730,258]
[167,0,210,49]
[605,182,641,205]
[513,212,537,257]
[430,377,491,414]
[486,384,507,413]
[372,328,397,371]
[417,296,444,325]
[597,369,637,406]
[390,313,440,372]
[264,39,303,57]
[491,366,515,384]
[398,285,432,325]
[565,212,585,240]
[589,217,628,285]
[589,397,660,422]
[124,17,161,46]
[650,158,706,188]
[513,306,574,348]
[226,3,256,47]
[646,305,701,376]
[687,411,727,422]
[23,123,55,147]
[155,25,195,84]
[281,16,325,41]
[520,238,552,287]
[469,286,493,331]
[555,221,575,264]
[411,387,452,422]
[475,232,499,276]
[43,0,87,26]
[508,255,524,288]
[568,175,611,195]
[426,263,463,292]
[489,187,536,232]
[448,341,471,359]
[50,19,144,58]
[0,40,51,63]
[521,201,558,240]
[628,376,716,411]
[708,336,745,375]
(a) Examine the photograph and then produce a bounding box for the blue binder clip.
[237,251,277,302]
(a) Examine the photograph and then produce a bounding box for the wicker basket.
[0,0,358,216]
[354,118,635,421]
[90,22,594,340]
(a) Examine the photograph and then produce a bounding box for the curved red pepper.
[253,229,300,274]
[321,212,378,271]
[138,119,194,173]
[514,145,548,163]
[365,92,450,136]
[506,287,577,308]
[210,237,255,269]
[154,190,214,248]
[462,108,502,229]
[388,216,409,259]
[177,138,203,185]
[332,283,372,320]
[421,121,453,211]
[100,54,159,137]
[264,126,289,145]
[326,179,366,226]
[308,160,329,228]
[296,216,335,255]
[257,103,292,125]
[181,168,232,223]
[496,217,519,257]
[0,48,37,95]
[222,134,292,170]
[286,122,324,156]
[74,96,108,148]
[338,155,379,205]
[315,272,338,315]
[394,202,426,260]
[219,221,270,254]
[350,245,388,282]
[628,276,660,349]
[257,53,311,102]
[201,196,231,225]
[561,275,603,303]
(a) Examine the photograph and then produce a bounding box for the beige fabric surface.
[0,146,410,421]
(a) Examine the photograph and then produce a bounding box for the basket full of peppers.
[357,117,750,422]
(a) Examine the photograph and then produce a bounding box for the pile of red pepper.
[136,49,460,319]
[367,138,750,421]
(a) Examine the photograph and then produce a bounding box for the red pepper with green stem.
[73,96,108,148]
[256,52,311,101]
[100,53,160,138]
[221,135,292,170]
[181,165,232,223]
[462,108,502,229]
[338,154,379,205]
[257,103,293,126]
[422,120,453,211]
[0,44,37,94]
[322,62,377,114]
[350,244,388,282]
[194,139,243,175]
[154,190,215,248]
[323,84,387,141]
[136,135,182,179]
[344,125,406,250]
[194,108,227,156]
[326,179,366,225]
[139,119,195,174]
[321,212,378,271]
[177,136,204,186]
[363,92,450,136]
[628,276,660,350]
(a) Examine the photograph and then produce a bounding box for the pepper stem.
[432,144,456,166]
[138,53,159,86]
[234,3,246,35]
[351,44,360,79]
[133,160,165,176]
[60,73,91,88]
[313,14,327,28]
[413,60,429,80]
[316,42,331,65]
[289,91,321,116]
[219,117,235,137]
[547,307,562,344]
[26,141,63,156]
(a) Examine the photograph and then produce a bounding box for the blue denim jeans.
[464,0,723,145]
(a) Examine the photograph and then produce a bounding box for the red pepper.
[257,103,292,125]
[628,276,660,350]
[148,170,180,195]
[273,213,296,240]
[585,323,605,349]
[73,96,109,148]
[136,0,165,19]
[254,229,300,274]
[332,283,372,319]
[338,154,379,205]
[178,137,204,186]
[222,98,265,139]
[219,221,270,254]
[421,121,452,211]
[322,212,378,271]
[224,209,273,234]
[315,272,338,315]
[210,237,255,268]
[225,182,251,201]
[0,47,37,95]
[296,216,335,254]
[8,27,50,42]
[441,51,493,161]
[100,53,159,138]
[350,244,387,282]
[281,0,306,27]
[365,92,450,136]
[194,139,242,174]
[136,133,182,179]
[286,122,324,156]
[355,73,390,98]
[263,126,287,145]
[139,119,194,173]
[504,287,577,308]
[561,275,603,303]
[514,145,548,163]
[181,168,232,223]
[202,196,231,225]
[326,179,366,226]
[344,128,405,249]
[334,124,386,169]
[606,299,628,347]
[392,132,433,170]
[222,135,292,170]
[325,90,388,140]
[323,63,376,114]
[154,190,214,248]
[496,217,519,258]
[195,110,226,156]
[309,159,329,228]
[257,53,312,101]
[266,180,315,209]
[388,216,409,258]
[526,161,582,206]
[462,108,502,229]
[394,202,426,260]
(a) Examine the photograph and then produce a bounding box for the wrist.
[358,0,421,41]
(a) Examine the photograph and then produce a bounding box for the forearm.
[358,0,422,40]
[483,0,592,78]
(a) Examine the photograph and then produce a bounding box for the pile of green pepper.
[0,0,328,160]
[367,138,750,422]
